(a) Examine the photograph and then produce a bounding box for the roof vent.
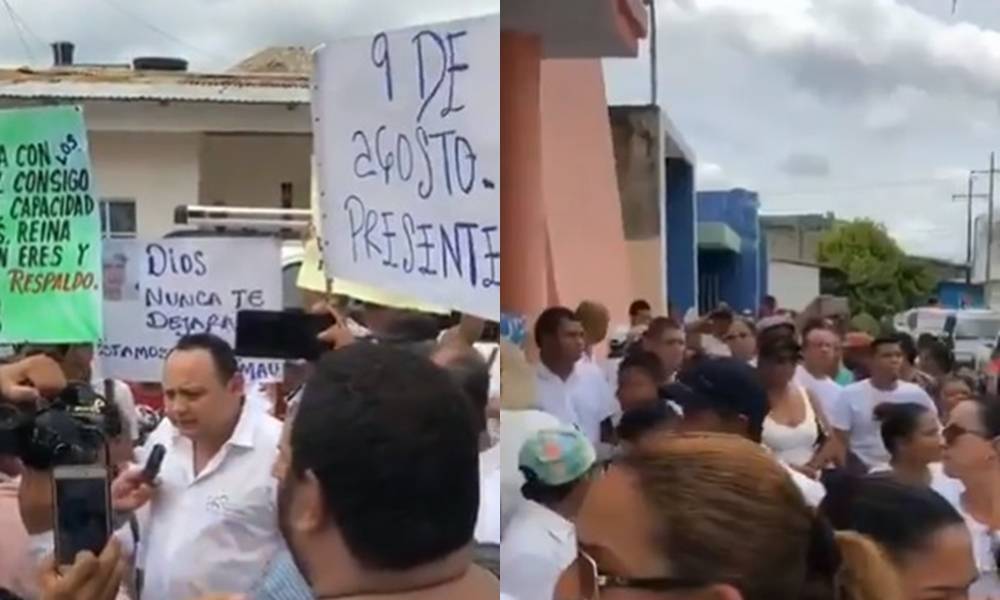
[52,42,75,67]
[133,57,188,72]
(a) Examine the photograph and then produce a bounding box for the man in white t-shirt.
[795,323,843,419]
[828,337,938,470]
[534,307,618,444]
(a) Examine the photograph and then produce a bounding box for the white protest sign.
[97,238,283,382]
[313,15,500,320]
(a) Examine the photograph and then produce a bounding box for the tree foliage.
[817,219,936,319]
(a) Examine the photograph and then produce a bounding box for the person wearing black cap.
[664,357,827,506]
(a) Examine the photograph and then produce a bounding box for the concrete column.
[500,32,548,318]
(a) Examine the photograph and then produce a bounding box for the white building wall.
[88,131,201,237]
[199,134,312,209]
[768,261,820,311]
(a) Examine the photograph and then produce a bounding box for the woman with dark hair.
[942,396,1000,594]
[871,402,943,487]
[821,477,976,600]
[556,434,901,600]
[758,330,838,477]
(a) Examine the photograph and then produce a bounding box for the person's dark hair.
[893,332,918,365]
[757,328,801,363]
[434,346,490,435]
[916,333,938,352]
[870,336,901,354]
[922,340,955,374]
[171,333,239,382]
[629,299,652,317]
[645,316,682,340]
[617,401,677,443]
[873,402,931,458]
[619,349,667,384]
[520,471,584,506]
[292,344,479,570]
[378,312,441,344]
[534,306,577,347]
[977,395,1000,438]
[821,476,963,566]
[763,295,777,308]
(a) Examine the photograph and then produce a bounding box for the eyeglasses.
[571,549,708,600]
[942,423,992,446]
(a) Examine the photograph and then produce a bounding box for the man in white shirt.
[502,428,596,600]
[113,333,283,600]
[828,337,938,470]
[639,317,687,384]
[534,307,618,444]
[795,323,843,419]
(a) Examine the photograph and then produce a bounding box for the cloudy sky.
[604,0,1000,261]
[0,0,993,261]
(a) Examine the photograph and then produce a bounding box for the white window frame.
[99,198,138,239]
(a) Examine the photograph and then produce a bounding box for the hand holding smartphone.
[52,464,112,567]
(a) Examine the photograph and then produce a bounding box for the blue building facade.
[696,189,765,314]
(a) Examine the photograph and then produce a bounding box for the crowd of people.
[0,303,502,600]
[501,297,1000,600]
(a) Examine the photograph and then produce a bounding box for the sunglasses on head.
[566,549,709,600]
[942,423,993,446]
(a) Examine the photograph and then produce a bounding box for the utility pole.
[952,176,987,284]
[973,152,999,291]
[646,0,658,105]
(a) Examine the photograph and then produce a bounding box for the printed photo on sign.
[102,248,139,302]
[0,106,103,343]
[98,238,283,383]
[313,15,500,320]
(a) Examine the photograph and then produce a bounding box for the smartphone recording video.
[236,309,335,361]
[52,464,112,566]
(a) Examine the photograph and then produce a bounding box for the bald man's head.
[576,300,610,346]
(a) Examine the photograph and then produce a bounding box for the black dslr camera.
[0,382,121,470]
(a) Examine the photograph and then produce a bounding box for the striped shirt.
[251,549,312,600]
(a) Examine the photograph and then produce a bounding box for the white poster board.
[97,238,283,382]
[313,15,500,320]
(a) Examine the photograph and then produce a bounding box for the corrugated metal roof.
[0,68,311,104]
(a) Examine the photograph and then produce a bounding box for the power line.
[97,0,234,65]
[1,0,36,64]
[761,176,962,198]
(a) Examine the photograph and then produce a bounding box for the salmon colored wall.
[539,59,634,328]
[500,33,547,318]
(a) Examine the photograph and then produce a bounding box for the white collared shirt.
[137,403,283,600]
[794,365,841,422]
[500,500,576,600]
[475,444,501,544]
[535,360,619,444]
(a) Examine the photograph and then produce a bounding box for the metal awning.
[698,222,742,253]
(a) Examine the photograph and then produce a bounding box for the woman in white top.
[758,330,837,477]
[942,398,1000,595]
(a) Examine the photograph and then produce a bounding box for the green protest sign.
[0,106,102,342]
